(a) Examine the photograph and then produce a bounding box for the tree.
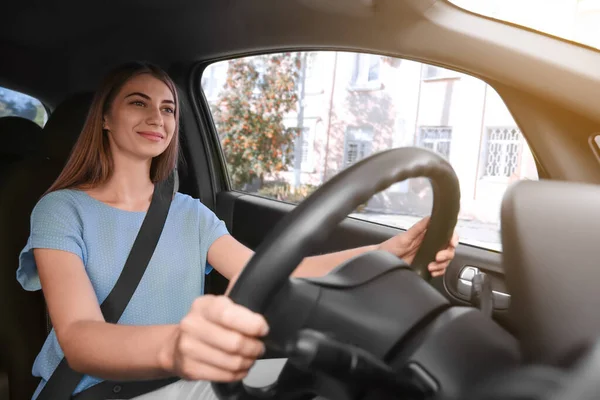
[212,53,301,188]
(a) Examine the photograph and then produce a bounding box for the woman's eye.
[163,107,175,114]
[131,100,145,107]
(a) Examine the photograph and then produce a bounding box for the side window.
[0,86,48,126]
[202,51,538,252]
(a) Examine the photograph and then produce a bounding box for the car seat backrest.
[0,116,43,176]
[0,93,94,400]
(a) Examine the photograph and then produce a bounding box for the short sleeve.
[17,191,86,291]
[197,201,229,275]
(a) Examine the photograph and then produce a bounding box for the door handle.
[457,266,511,310]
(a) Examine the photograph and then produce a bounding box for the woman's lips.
[137,131,164,142]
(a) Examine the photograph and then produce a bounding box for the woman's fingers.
[182,296,267,357]
[435,248,455,263]
[175,331,257,374]
[427,231,459,276]
[172,295,270,381]
[428,260,449,271]
[180,314,265,359]
[431,269,446,278]
[202,296,269,337]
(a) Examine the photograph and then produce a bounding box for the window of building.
[344,126,374,167]
[422,65,461,81]
[482,127,522,178]
[351,53,382,88]
[418,126,452,159]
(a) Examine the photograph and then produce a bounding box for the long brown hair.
[46,61,180,194]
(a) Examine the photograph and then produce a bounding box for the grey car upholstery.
[502,180,600,365]
[0,93,93,400]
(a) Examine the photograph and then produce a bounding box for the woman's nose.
[146,107,163,127]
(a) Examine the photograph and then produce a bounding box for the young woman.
[17,61,458,399]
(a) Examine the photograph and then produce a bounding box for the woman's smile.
[137,131,165,142]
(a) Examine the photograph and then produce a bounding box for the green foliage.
[213,53,302,188]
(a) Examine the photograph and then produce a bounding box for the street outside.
[350,212,502,252]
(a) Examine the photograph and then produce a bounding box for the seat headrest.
[502,180,600,364]
[42,92,94,162]
[0,116,43,157]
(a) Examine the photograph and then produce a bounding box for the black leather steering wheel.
[212,147,460,399]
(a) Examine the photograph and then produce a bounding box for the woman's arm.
[36,249,268,382]
[207,235,376,280]
[36,248,177,380]
[208,217,458,281]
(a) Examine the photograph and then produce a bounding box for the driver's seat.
[0,93,93,400]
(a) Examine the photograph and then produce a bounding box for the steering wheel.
[212,147,460,399]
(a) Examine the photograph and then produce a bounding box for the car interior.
[2,0,600,399]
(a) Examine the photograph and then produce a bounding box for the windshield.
[449,0,600,50]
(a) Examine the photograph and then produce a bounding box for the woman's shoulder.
[34,189,81,211]
[173,192,200,207]
[172,192,215,216]
[171,192,228,242]
[31,189,88,222]
[37,189,84,207]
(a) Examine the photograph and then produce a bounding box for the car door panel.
[442,246,515,332]
[210,190,515,331]
[223,192,393,252]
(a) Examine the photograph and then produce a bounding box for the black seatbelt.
[37,171,177,400]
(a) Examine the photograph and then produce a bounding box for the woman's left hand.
[378,216,459,277]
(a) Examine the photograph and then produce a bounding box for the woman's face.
[103,73,176,161]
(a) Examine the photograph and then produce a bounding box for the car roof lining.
[0,0,598,115]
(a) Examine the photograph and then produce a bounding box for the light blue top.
[16,189,229,398]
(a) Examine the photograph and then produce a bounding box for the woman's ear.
[102,117,110,132]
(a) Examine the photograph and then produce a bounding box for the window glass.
[0,87,47,126]
[202,51,539,252]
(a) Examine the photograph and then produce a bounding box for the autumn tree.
[212,53,301,188]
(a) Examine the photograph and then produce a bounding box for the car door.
[192,50,539,332]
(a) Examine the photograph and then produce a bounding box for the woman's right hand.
[160,295,269,381]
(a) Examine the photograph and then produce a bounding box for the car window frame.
[190,49,546,252]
